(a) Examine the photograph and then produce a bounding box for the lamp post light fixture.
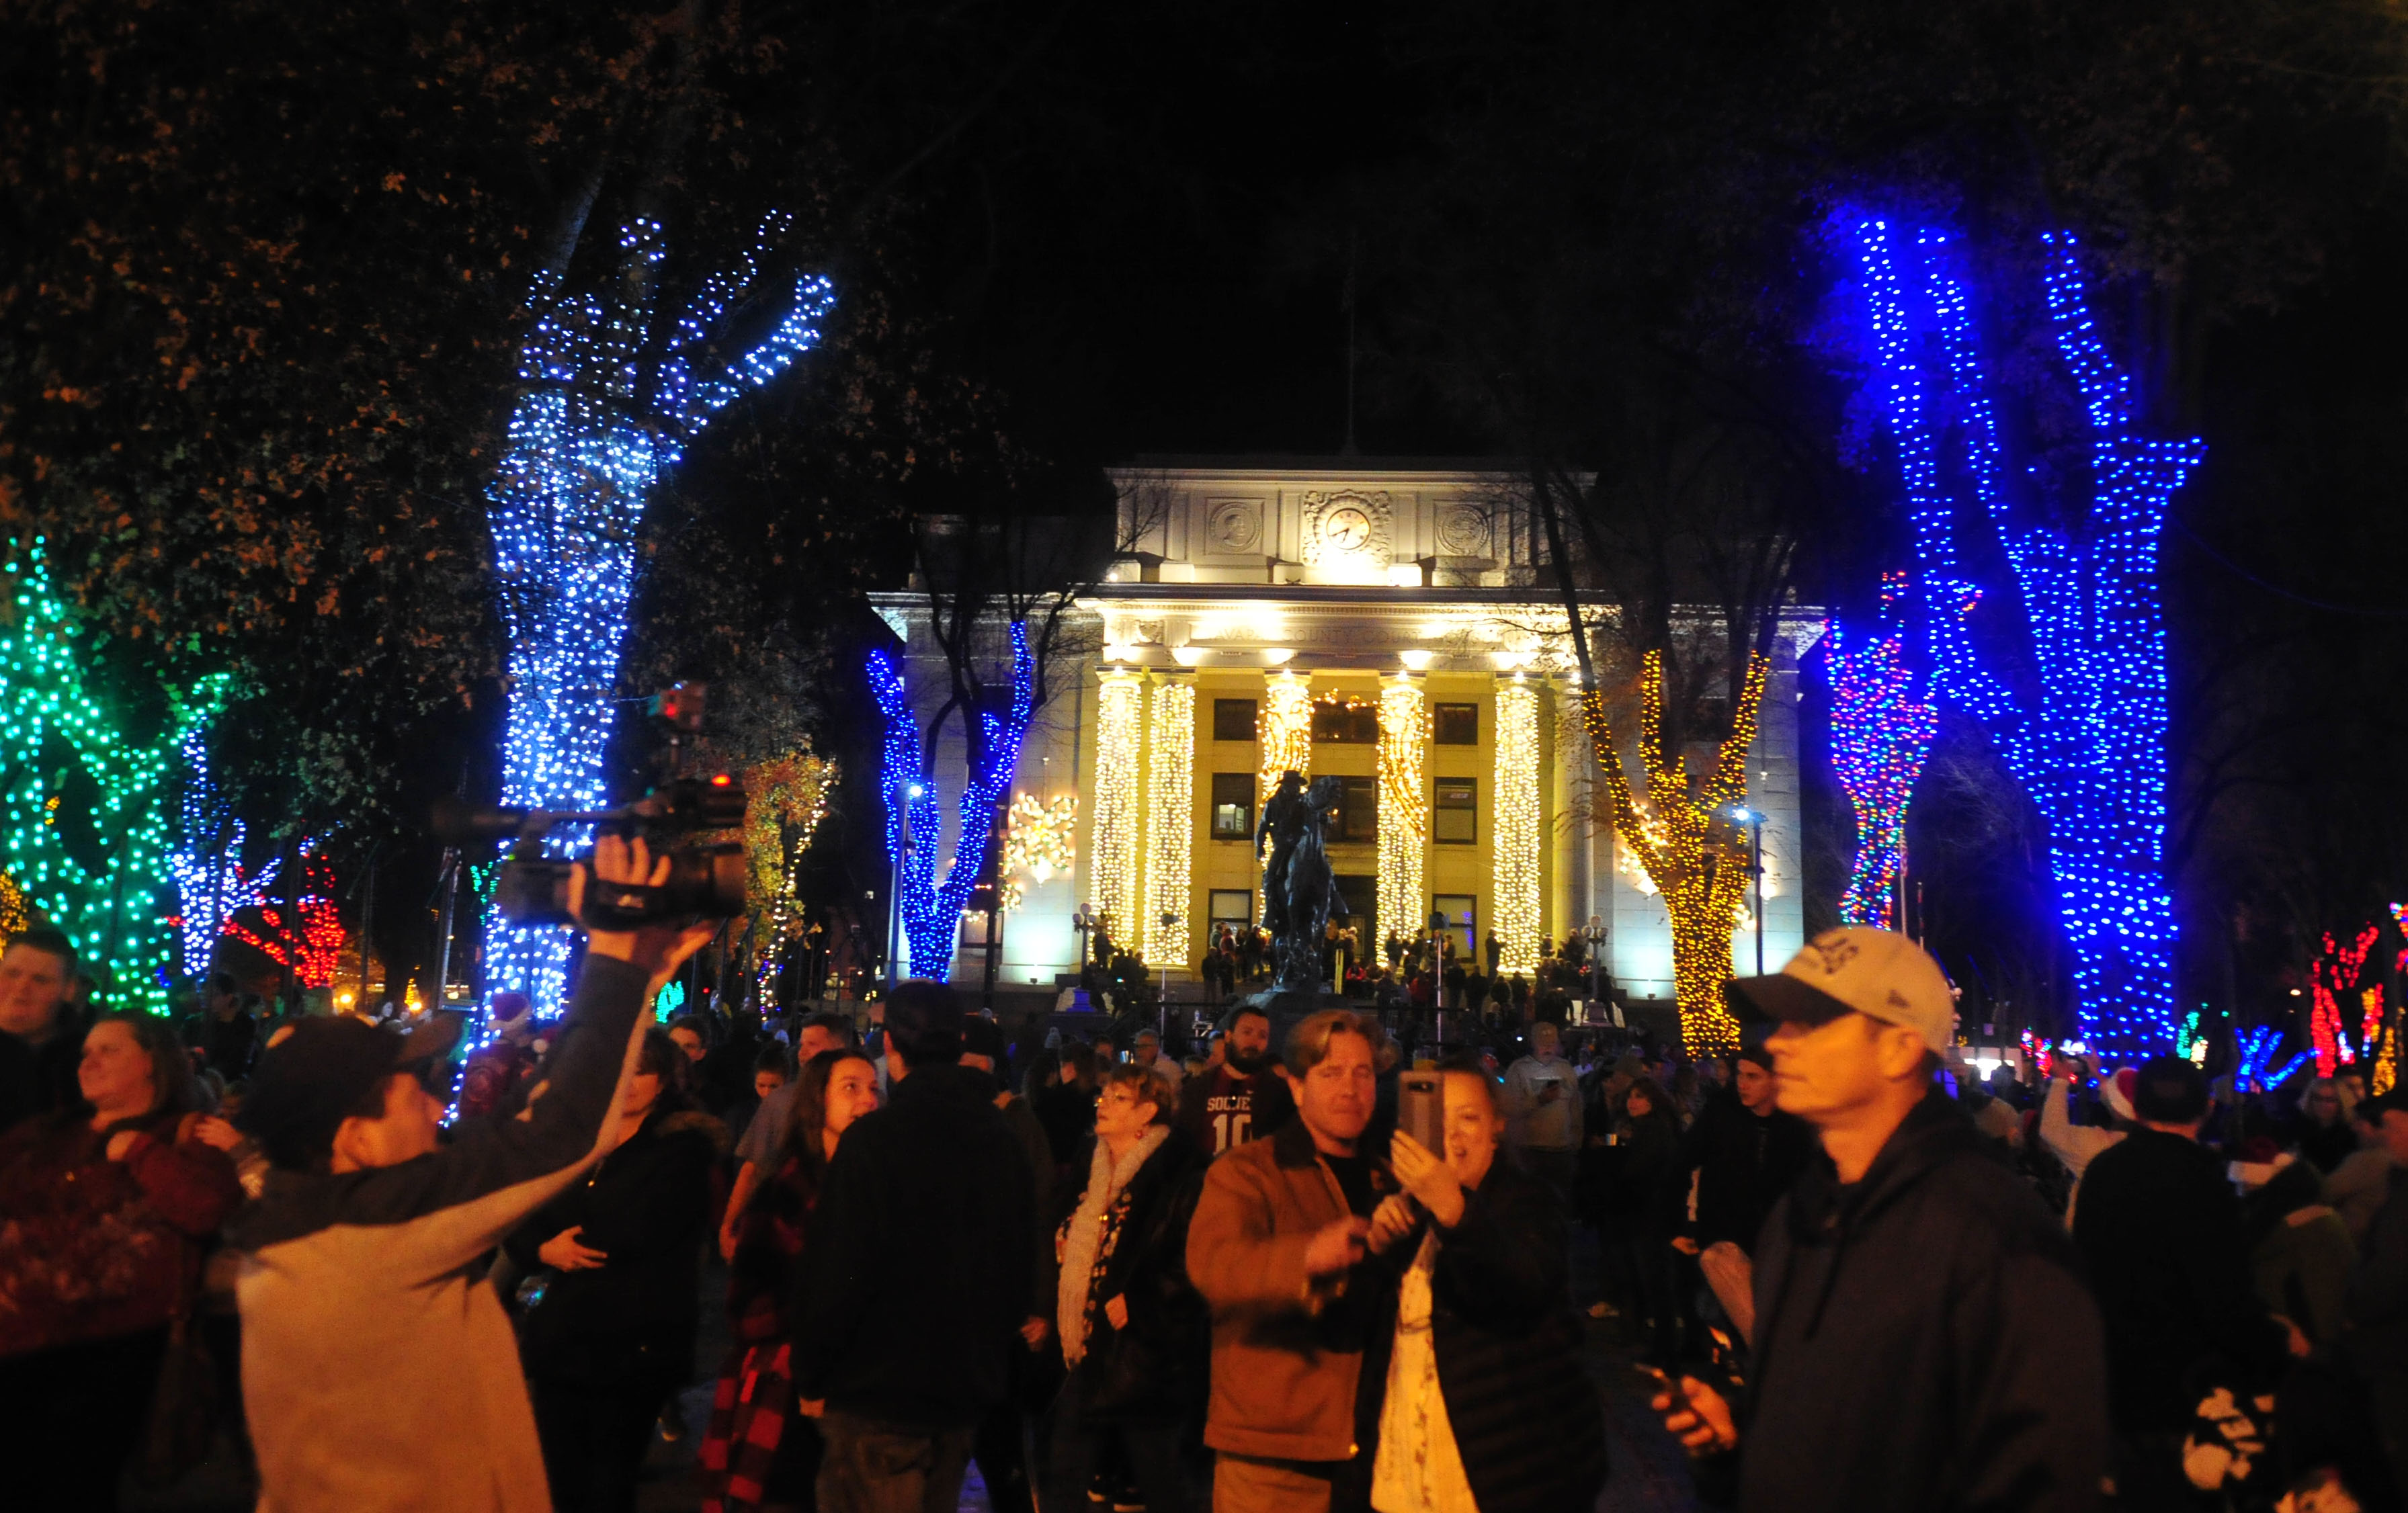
[1582,913,1610,1019]
[1073,903,1097,984]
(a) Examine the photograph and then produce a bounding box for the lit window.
[1434,779,1477,844]
[1210,773,1255,839]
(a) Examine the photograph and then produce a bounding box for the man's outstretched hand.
[569,836,718,992]
[1651,1373,1739,1458]
[1304,1216,1372,1277]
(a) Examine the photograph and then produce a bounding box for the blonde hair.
[1284,1008,1392,1076]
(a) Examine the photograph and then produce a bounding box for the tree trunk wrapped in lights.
[868,621,1036,982]
[1580,650,1768,1055]
[1839,215,2205,1060]
[1827,609,1937,929]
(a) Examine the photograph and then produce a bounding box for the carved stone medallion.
[1434,501,1493,559]
[1204,498,1264,556]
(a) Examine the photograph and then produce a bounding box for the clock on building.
[1324,507,1372,552]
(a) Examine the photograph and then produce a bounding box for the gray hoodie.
[228,956,653,1513]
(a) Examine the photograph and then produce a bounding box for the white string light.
[1144,677,1195,967]
[1491,677,1542,976]
[1376,675,1428,945]
[1089,671,1145,944]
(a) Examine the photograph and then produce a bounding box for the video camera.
[431,683,749,931]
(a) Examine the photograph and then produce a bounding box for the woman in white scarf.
[1047,1062,1205,1513]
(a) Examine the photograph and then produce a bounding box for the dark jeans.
[816,1410,977,1513]
[0,1326,169,1512]
[1043,1373,1194,1513]
[531,1373,675,1513]
[1608,1231,1681,1363]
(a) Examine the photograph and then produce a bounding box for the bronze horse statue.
[1272,775,1348,994]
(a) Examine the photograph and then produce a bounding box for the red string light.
[222,845,345,988]
[2309,924,2378,1076]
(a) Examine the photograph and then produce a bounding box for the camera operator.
[227,836,714,1513]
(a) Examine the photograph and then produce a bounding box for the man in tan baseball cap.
[1651,926,2108,1512]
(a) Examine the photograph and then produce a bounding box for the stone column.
[1143,673,1196,970]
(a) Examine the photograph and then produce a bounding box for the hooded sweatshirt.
[1736,1090,2108,1513]
[227,955,654,1513]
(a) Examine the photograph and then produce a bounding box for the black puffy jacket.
[505,1104,725,1387]
[1416,1157,1610,1513]
[1735,1090,2108,1513]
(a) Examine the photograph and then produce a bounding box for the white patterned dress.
[1370,1231,1480,1512]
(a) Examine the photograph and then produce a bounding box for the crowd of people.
[1195,922,1602,1024]
[5,869,2408,1513]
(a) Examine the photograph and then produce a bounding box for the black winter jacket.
[1684,1090,1816,1254]
[1736,1090,2108,1513]
[794,1060,1037,1428]
[1419,1158,1610,1513]
[505,1103,724,1387]
[2073,1127,2292,1433]
[1058,1132,1207,1424]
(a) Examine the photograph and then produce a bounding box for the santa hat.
[2101,1067,2141,1124]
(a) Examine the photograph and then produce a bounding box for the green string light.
[0,539,181,1012]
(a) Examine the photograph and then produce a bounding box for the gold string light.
[1376,675,1429,944]
[1144,677,1196,967]
[1258,671,1313,795]
[1581,650,1770,1055]
[1002,792,1077,887]
[1491,677,1542,976]
[1091,671,1145,940]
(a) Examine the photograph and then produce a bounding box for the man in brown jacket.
[1187,1009,1394,1513]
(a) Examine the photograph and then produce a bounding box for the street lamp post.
[886,781,923,991]
[1158,910,1177,1037]
[1730,807,1765,976]
[1073,904,1096,991]
[1582,914,1610,1019]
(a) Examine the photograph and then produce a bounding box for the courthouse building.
[872,460,1819,1005]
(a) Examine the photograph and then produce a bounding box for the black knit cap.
[238,1014,460,1169]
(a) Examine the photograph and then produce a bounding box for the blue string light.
[2235,1025,2311,1090]
[166,675,283,980]
[481,215,834,1007]
[867,621,1034,980]
[1839,212,2204,1059]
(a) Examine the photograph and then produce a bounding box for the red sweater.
[0,1109,243,1354]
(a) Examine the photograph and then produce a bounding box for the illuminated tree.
[868,621,1035,981]
[1577,650,1770,1055]
[223,844,345,990]
[1839,215,2206,1060]
[0,542,181,1012]
[482,215,834,1007]
[166,675,286,980]
[1826,582,1938,930]
[2308,924,2380,1076]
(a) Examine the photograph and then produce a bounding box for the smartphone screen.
[1399,1070,1444,1154]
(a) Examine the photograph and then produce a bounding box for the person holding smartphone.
[1365,1053,1606,1513]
